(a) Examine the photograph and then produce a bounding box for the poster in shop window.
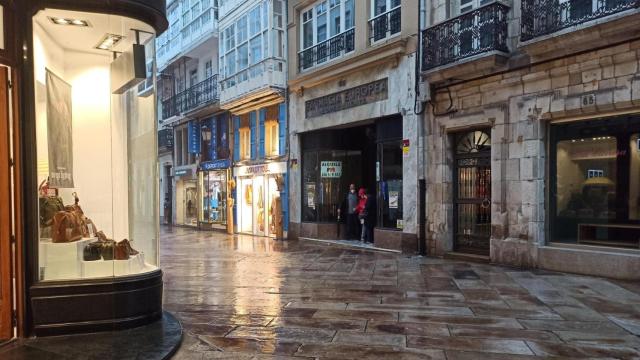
[46,69,74,188]
[306,183,316,209]
[389,191,399,209]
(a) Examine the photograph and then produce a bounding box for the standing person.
[363,188,377,243]
[356,188,367,241]
[345,184,359,240]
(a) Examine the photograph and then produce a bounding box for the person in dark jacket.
[345,184,359,240]
[363,188,377,243]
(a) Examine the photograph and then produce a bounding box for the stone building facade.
[287,0,423,252]
[421,0,640,279]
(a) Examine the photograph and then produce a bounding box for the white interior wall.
[34,21,129,241]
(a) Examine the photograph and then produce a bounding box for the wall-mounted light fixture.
[95,34,124,51]
[47,16,91,27]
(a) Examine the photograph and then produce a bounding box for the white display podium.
[39,238,148,280]
[39,237,96,280]
[81,253,146,278]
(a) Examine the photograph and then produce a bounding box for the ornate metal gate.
[453,130,492,255]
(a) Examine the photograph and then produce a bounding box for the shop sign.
[188,120,201,154]
[402,139,410,157]
[320,161,342,178]
[235,162,287,177]
[201,159,231,171]
[174,168,192,177]
[305,78,389,118]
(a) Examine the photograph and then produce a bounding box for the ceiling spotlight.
[48,17,90,27]
[95,34,124,51]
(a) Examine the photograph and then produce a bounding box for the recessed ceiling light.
[95,34,124,51]
[48,16,90,27]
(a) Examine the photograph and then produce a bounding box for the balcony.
[422,2,510,73]
[521,0,640,41]
[369,7,402,43]
[219,58,286,112]
[298,29,355,72]
[162,75,219,120]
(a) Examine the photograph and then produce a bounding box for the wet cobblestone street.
[162,227,640,359]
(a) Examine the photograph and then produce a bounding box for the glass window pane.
[379,142,403,229]
[226,49,235,76]
[316,4,328,42]
[237,16,247,43]
[330,5,341,36]
[238,43,249,70]
[345,0,355,29]
[250,5,261,36]
[374,0,387,16]
[250,36,262,64]
[555,136,618,244]
[302,152,318,222]
[303,20,314,49]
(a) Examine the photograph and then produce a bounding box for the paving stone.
[295,343,446,359]
[448,325,561,342]
[407,336,534,355]
[366,320,451,337]
[526,341,640,358]
[333,331,406,347]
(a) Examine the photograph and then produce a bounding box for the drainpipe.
[415,0,428,256]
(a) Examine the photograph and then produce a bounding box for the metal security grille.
[454,130,492,255]
[421,2,509,70]
[521,0,640,41]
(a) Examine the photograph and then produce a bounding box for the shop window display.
[200,171,227,225]
[34,9,159,280]
[551,117,640,249]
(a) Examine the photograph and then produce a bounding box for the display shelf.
[39,237,96,280]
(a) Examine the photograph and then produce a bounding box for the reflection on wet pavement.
[162,227,640,359]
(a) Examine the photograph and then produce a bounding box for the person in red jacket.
[355,188,367,241]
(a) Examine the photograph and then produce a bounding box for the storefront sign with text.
[305,79,389,118]
[320,161,342,178]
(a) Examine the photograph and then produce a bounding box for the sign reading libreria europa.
[46,70,74,188]
[305,78,388,118]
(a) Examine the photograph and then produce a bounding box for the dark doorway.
[453,130,492,255]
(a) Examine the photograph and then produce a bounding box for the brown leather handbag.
[51,211,84,243]
[114,241,130,260]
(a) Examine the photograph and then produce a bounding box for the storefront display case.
[550,115,640,250]
[19,0,168,336]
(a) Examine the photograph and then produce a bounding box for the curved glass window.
[33,9,158,280]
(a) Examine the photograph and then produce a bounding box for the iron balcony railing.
[369,7,402,42]
[521,0,640,41]
[298,28,355,72]
[421,2,509,71]
[162,74,219,119]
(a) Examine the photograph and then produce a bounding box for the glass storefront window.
[551,117,640,249]
[302,149,363,223]
[34,10,158,280]
[199,170,228,226]
[378,141,403,229]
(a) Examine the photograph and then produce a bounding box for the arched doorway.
[453,130,491,255]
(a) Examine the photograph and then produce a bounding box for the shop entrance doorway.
[184,182,198,226]
[0,66,14,340]
[453,130,492,255]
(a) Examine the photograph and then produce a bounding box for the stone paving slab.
[163,228,640,359]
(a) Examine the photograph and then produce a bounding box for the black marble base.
[0,311,182,360]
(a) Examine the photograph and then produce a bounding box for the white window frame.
[239,127,251,160]
[265,120,279,157]
[299,0,355,51]
[371,0,401,18]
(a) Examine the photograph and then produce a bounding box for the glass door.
[184,181,198,226]
[454,130,492,255]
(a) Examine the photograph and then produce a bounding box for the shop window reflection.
[552,119,640,249]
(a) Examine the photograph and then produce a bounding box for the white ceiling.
[34,8,155,56]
